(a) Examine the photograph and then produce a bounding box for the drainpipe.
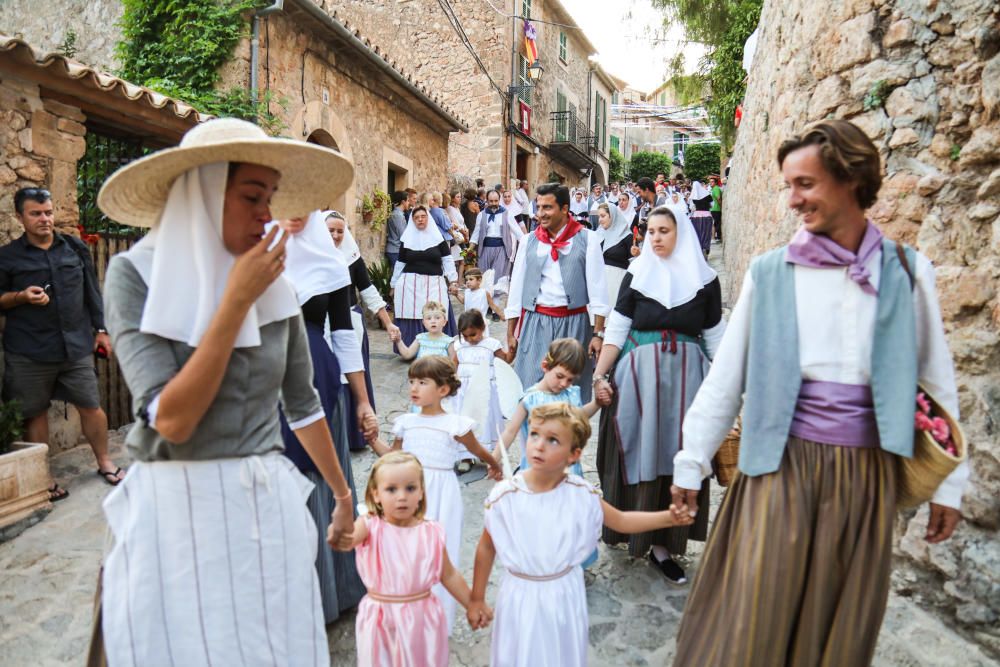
[251,0,284,105]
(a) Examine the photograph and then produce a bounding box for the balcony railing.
[550,110,595,151]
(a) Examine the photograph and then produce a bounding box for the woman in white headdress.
[269,209,377,623]
[390,204,459,350]
[594,201,634,312]
[95,118,356,666]
[324,210,400,451]
[592,206,726,586]
[688,180,714,257]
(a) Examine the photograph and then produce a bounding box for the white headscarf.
[690,180,710,201]
[399,207,446,251]
[335,219,363,265]
[266,210,351,306]
[122,163,299,348]
[627,209,717,310]
[595,203,632,249]
[666,193,692,228]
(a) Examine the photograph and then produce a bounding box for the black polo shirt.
[0,233,105,363]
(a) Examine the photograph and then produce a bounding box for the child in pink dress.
[346,451,492,667]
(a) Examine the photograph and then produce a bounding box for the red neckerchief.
[534,217,583,261]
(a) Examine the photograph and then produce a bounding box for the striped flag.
[524,20,538,64]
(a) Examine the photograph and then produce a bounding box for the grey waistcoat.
[521,230,590,311]
[739,239,917,476]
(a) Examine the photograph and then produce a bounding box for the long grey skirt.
[597,336,710,557]
[307,391,367,624]
[478,244,511,290]
[513,309,594,402]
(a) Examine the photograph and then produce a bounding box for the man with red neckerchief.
[505,183,609,401]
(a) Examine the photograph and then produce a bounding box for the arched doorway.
[289,101,356,222]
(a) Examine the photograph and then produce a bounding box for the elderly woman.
[592,206,726,585]
[390,205,459,350]
[96,118,355,665]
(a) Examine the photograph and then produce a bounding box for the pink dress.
[355,515,450,667]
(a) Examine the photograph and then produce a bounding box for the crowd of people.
[0,117,969,667]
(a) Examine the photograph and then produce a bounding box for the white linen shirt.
[504,228,610,319]
[675,250,969,509]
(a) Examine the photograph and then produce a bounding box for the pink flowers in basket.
[915,391,958,456]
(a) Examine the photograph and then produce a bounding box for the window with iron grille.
[521,0,531,19]
[78,127,153,236]
[517,54,532,105]
[559,31,568,63]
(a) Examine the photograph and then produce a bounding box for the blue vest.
[521,231,590,311]
[739,239,917,476]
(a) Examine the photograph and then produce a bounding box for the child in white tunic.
[449,309,512,463]
[457,267,505,337]
[371,356,501,633]
[467,402,693,667]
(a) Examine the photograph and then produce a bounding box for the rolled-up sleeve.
[281,312,324,425]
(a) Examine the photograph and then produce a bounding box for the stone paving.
[0,243,995,666]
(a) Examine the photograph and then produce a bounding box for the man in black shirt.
[0,188,123,497]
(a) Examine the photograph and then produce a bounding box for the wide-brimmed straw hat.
[98,118,354,227]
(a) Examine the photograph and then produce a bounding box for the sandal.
[48,484,70,502]
[97,467,125,486]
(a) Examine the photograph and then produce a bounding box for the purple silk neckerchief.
[785,222,884,295]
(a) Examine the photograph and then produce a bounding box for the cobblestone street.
[0,245,994,666]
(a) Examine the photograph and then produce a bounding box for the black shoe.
[648,551,687,585]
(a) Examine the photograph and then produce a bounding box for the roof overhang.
[284,0,468,134]
[0,35,205,144]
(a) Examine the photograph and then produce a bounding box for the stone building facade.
[726,0,1000,654]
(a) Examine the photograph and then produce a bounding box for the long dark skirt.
[674,437,897,666]
[393,305,458,354]
[691,211,714,256]
[347,305,375,452]
[279,322,366,623]
[598,391,709,557]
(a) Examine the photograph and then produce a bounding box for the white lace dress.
[392,412,476,633]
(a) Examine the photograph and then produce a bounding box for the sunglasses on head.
[21,188,51,198]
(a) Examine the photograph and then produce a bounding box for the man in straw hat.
[670,119,968,666]
[92,117,357,666]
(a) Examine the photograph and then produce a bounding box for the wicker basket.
[897,388,967,509]
[713,418,742,487]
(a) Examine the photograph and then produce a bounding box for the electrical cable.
[435,0,510,103]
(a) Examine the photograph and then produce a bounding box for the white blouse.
[674,250,969,509]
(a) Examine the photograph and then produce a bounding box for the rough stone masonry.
[725,0,1000,656]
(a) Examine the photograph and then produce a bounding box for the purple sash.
[789,380,879,448]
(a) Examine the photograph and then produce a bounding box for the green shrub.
[628,151,674,181]
[0,400,24,454]
[683,142,722,182]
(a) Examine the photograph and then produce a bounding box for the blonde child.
[396,301,453,360]
[449,309,511,472]
[370,357,502,632]
[341,452,492,667]
[497,338,599,475]
[467,403,693,667]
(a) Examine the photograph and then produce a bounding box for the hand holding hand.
[507,333,518,357]
[594,380,614,406]
[225,227,287,309]
[386,324,402,343]
[448,282,459,296]
[670,484,700,520]
[486,463,503,481]
[925,503,961,543]
[466,600,494,630]
[21,285,49,306]
[667,503,695,527]
[327,498,355,551]
[357,403,379,441]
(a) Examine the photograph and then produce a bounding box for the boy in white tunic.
[467,402,692,667]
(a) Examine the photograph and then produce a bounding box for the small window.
[612,91,619,106]
[559,31,568,63]
[611,135,620,152]
[521,0,531,19]
[517,54,532,105]
[673,131,689,159]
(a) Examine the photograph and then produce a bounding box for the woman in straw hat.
[96,118,357,666]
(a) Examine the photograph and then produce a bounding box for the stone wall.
[0,0,122,72]
[231,12,452,263]
[725,0,1000,654]
[331,0,509,183]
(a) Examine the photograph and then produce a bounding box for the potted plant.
[366,257,394,328]
[361,189,392,231]
[0,400,53,532]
